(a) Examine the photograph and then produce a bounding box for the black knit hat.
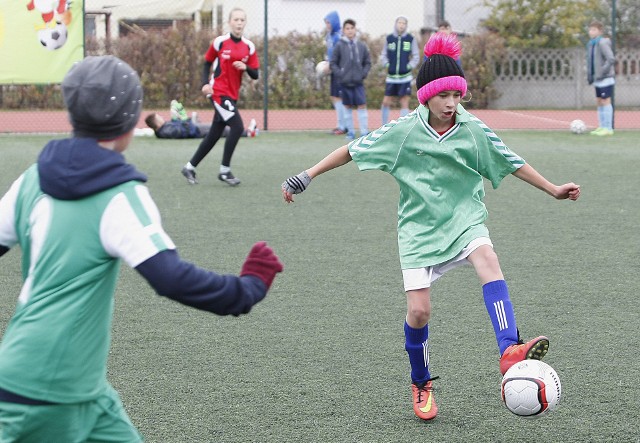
[416,33,467,104]
[62,56,143,140]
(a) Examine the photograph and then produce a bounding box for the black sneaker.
[181,167,198,185]
[218,171,241,186]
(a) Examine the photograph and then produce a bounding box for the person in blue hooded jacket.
[324,10,347,135]
[0,55,283,441]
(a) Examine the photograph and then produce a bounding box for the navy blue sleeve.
[362,43,372,78]
[0,245,8,257]
[135,249,267,316]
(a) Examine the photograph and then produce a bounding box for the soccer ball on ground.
[38,22,68,51]
[315,60,330,78]
[501,360,561,418]
[569,119,587,134]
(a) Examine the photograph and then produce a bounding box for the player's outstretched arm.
[136,242,283,316]
[282,145,351,203]
[512,164,581,201]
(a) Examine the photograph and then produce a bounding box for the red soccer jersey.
[205,34,259,103]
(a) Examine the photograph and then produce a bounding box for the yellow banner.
[0,0,84,84]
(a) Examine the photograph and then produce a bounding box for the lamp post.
[263,0,269,131]
[611,0,616,129]
[437,0,445,24]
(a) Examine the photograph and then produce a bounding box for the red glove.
[240,242,284,290]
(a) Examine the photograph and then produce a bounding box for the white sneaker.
[247,118,257,137]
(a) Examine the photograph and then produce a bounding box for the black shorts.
[212,96,238,123]
[341,85,367,106]
[330,74,342,97]
[384,81,412,97]
[595,85,613,99]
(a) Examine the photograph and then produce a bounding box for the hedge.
[0,25,504,111]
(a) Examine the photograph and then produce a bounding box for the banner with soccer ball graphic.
[0,0,84,84]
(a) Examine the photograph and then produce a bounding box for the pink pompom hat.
[416,33,467,104]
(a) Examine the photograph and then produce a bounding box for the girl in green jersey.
[282,33,580,421]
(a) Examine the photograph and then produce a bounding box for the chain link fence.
[2,1,639,133]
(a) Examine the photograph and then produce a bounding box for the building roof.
[86,0,212,20]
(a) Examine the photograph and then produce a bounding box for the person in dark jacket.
[330,18,371,140]
[0,55,282,441]
[379,16,420,125]
[144,112,257,139]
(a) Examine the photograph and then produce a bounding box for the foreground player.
[182,7,259,186]
[0,56,283,441]
[282,33,580,421]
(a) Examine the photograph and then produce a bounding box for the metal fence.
[493,48,640,110]
[2,1,639,133]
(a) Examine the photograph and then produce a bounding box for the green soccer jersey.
[0,165,174,403]
[348,104,525,269]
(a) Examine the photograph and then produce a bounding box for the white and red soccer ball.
[501,360,561,418]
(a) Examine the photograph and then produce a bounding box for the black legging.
[190,112,244,168]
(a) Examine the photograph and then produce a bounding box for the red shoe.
[499,335,549,375]
[331,127,347,135]
[411,379,438,420]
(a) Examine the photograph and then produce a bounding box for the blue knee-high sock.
[597,106,605,128]
[333,100,346,130]
[357,108,368,135]
[381,105,390,125]
[483,280,518,355]
[343,108,354,136]
[400,108,409,118]
[404,321,431,383]
[602,104,613,130]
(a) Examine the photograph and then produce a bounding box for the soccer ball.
[569,119,587,134]
[38,22,68,51]
[315,60,330,78]
[501,360,561,418]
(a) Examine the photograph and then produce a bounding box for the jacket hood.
[38,137,147,200]
[341,35,359,43]
[324,11,341,35]
[394,15,408,36]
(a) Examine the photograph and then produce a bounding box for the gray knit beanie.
[62,55,143,139]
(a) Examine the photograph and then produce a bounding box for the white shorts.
[402,237,493,291]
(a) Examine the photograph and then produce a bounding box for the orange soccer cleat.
[499,335,549,375]
[411,379,438,421]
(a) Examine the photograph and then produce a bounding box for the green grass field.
[1,130,639,442]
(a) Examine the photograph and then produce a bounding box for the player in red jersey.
[182,8,259,186]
